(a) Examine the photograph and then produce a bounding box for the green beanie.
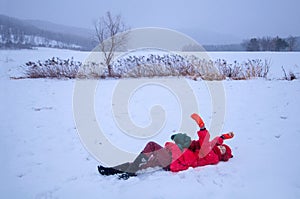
[171,133,192,151]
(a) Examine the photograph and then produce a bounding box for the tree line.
[242,36,298,51]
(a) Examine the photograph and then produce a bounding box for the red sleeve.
[215,136,224,145]
[197,129,210,146]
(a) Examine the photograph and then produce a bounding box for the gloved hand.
[221,132,234,140]
[191,113,205,129]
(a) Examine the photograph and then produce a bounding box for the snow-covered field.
[1,48,300,199]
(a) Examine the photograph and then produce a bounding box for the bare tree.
[94,11,129,77]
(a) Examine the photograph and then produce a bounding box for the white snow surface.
[1,48,300,199]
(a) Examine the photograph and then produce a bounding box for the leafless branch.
[94,11,129,77]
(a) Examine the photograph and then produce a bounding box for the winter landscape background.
[1,48,300,198]
[1,0,300,198]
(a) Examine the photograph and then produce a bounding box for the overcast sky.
[1,0,300,42]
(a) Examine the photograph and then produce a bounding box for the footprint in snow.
[280,116,287,120]
[17,173,25,178]
[33,107,53,111]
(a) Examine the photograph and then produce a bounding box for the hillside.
[24,19,94,40]
[1,14,299,52]
[0,15,95,50]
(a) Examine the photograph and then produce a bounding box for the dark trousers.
[113,141,171,174]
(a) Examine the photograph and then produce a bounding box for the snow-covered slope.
[0,15,94,50]
[1,48,300,199]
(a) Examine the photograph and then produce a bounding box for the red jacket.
[164,142,197,172]
[165,129,232,172]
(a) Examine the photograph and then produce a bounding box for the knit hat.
[171,133,192,151]
[214,144,233,161]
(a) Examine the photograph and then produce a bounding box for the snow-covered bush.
[281,66,298,81]
[112,54,270,80]
[112,54,225,80]
[20,55,271,80]
[22,57,107,79]
[186,55,224,80]
[22,57,80,79]
[216,59,271,80]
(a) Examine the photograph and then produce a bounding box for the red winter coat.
[165,129,232,172]
[164,142,197,172]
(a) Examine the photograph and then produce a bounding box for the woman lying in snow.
[98,113,234,179]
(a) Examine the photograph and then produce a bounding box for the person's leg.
[112,162,131,172]
[99,141,171,176]
[98,162,131,176]
[124,153,148,174]
[141,141,164,155]
[135,141,171,170]
[153,147,172,169]
[125,141,167,173]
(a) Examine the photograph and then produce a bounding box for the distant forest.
[242,36,299,51]
[189,36,300,51]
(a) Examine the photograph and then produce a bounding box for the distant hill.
[1,14,299,52]
[24,19,95,40]
[0,14,96,50]
[179,27,243,46]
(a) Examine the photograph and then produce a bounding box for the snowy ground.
[1,48,300,199]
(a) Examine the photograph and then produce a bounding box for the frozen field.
[1,48,300,199]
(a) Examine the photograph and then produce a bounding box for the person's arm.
[191,113,205,130]
[197,128,210,146]
[211,132,234,148]
[220,132,234,140]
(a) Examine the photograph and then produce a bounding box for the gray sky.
[1,0,300,43]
